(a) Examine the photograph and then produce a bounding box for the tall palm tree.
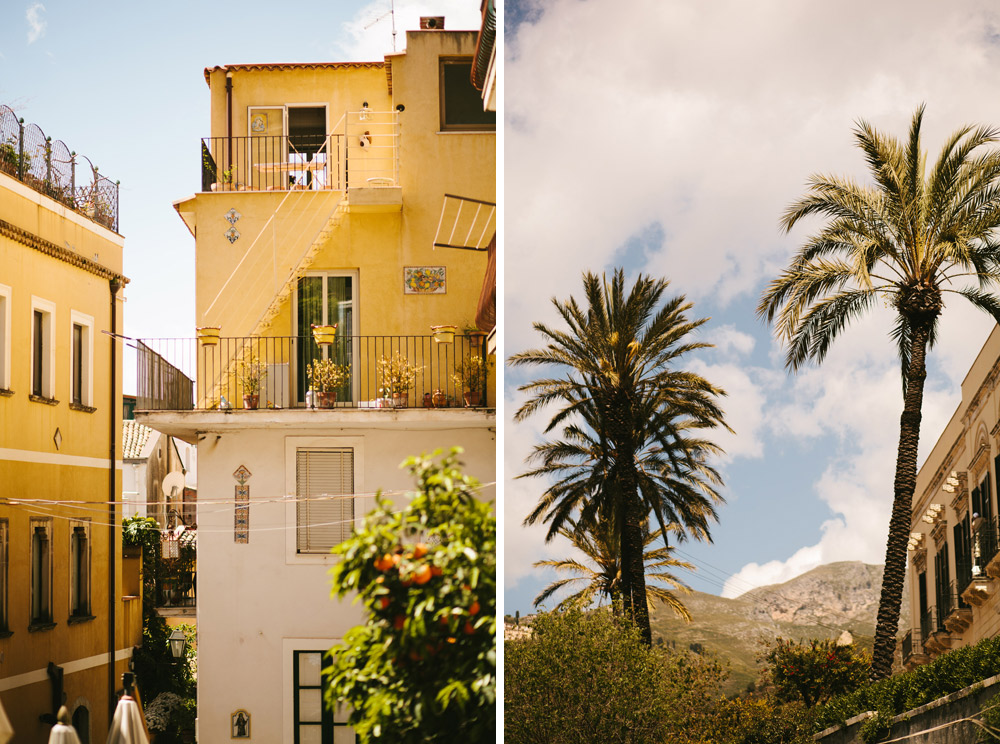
[758,105,1000,680]
[533,518,695,621]
[511,269,730,643]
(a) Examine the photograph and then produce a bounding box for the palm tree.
[511,269,730,643]
[533,518,695,621]
[758,105,1000,680]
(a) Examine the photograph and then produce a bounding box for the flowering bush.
[764,637,868,708]
[144,692,184,733]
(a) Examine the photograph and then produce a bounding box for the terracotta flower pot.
[317,391,338,408]
[423,392,433,408]
[243,394,259,410]
[432,390,448,408]
[392,392,409,409]
[463,390,481,407]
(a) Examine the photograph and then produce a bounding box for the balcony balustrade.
[200,110,398,193]
[136,334,492,412]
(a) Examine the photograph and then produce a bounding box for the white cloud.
[505,0,1000,607]
[26,3,46,44]
[336,0,482,60]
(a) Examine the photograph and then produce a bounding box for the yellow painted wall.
[0,171,132,739]
[181,32,495,401]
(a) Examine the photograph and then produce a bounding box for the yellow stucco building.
[0,108,138,742]
[137,21,496,743]
[904,323,1000,669]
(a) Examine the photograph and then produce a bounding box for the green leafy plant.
[451,354,492,392]
[377,353,421,397]
[764,637,869,708]
[236,350,267,395]
[307,358,350,392]
[505,606,726,744]
[325,449,496,743]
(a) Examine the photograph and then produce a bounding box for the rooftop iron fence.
[136,333,492,412]
[201,110,398,193]
[0,104,119,231]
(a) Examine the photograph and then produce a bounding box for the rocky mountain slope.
[650,561,908,694]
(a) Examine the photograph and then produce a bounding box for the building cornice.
[0,218,127,284]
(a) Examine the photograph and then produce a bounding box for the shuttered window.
[296,448,355,554]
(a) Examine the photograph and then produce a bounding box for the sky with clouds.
[503,0,1000,615]
[0,0,480,358]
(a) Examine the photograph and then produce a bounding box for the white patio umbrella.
[48,706,81,744]
[106,694,148,744]
[0,696,12,744]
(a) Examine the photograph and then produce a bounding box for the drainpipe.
[226,71,233,176]
[108,278,121,719]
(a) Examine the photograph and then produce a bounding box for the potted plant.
[236,351,267,409]
[464,323,487,348]
[431,324,458,343]
[307,358,350,408]
[377,353,421,408]
[452,354,492,407]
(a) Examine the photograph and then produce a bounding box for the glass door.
[296,274,355,405]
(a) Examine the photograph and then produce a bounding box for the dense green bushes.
[814,634,1000,733]
[505,608,726,744]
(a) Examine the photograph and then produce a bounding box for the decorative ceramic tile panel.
[404,266,446,294]
[226,208,241,225]
[225,226,240,244]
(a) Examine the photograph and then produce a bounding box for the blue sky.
[503,0,1000,616]
[0,0,481,371]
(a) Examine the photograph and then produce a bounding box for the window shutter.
[296,448,354,553]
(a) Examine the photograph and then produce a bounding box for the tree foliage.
[763,637,869,708]
[511,269,729,642]
[533,517,693,620]
[504,608,726,744]
[325,449,496,743]
[758,106,1000,679]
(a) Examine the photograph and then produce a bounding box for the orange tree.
[325,449,496,743]
[764,637,869,708]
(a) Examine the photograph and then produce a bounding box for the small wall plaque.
[232,709,251,738]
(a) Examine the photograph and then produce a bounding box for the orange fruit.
[378,597,391,610]
[469,601,480,616]
[430,566,443,577]
[413,564,432,585]
[391,553,401,568]
[373,554,393,572]
[393,615,406,630]
[464,622,475,635]
[413,542,428,559]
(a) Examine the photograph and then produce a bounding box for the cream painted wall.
[195,423,495,743]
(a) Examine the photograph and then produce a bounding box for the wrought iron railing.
[975,517,999,571]
[0,104,119,231]
[136,334,492,411]
[902,628,917,660]
[156,575,196,608]
[200,110,398,193]
[949,580,970,612]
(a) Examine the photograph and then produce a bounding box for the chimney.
[420,16,445,29]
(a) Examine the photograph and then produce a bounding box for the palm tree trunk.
[622,481,652,644]
[871,321,931,681]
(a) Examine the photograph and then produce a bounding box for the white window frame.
[30,296,56,399]
[285,436,364,565]
[0,283,10,391]
[70,310,95,407]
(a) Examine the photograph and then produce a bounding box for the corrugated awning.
[432,193,496,251]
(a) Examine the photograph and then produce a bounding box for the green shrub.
[814,634,1000,732]
[505,607,726,744]
[764,637,869,708]
[708,697,815,744]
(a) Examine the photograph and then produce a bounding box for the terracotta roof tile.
[203,61,385,86]
[122,420,153,460]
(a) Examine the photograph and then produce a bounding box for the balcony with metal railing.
[0,104,119,231]
[136,333,493,413]
[200,110,398,193]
